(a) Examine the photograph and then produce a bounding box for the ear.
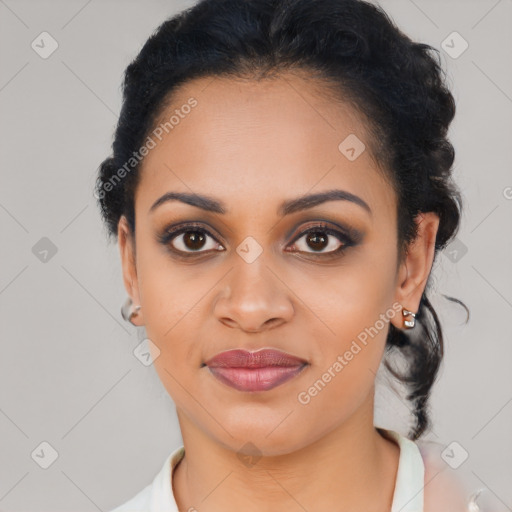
[118,215,144,326]
[390,212,440,329]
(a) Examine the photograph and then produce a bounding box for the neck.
[172,393,400,512]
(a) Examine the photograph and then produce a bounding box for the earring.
[121,296,141,325]
[402,308,416,329]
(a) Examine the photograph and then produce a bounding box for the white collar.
[148,428,424,512]
[379,428,425,512]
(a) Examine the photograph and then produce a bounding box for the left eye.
[290,228,348,254]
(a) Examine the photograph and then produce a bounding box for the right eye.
[158,223,225,256]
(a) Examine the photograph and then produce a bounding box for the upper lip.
[204,348,308,368]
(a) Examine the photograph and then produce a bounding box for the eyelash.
[157,221,359,260]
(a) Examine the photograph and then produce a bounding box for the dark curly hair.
[95,0,467,440]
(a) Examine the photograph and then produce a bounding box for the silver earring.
[402,308,416,329]
[121,296,141,325]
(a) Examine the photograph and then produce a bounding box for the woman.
[96,0,482,510]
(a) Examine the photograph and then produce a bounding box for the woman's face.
[119,73,432,455]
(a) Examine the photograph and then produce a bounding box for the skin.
[118,71,444,511]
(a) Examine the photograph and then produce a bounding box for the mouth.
[203,348,309,392]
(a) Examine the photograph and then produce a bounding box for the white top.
[109,428,426,512]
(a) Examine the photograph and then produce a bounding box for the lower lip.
[207,365,307,392]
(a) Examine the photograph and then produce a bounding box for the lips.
[204,349,308,392]
[204,348,307,368]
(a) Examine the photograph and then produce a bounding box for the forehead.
[135,73,395,216]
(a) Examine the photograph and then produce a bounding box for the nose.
[213,258,295,333]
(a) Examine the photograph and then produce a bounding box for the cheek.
[295,244,398,404]
[136,232,205,334]
[292,308,389,440]
[135,244,205,377]
[305,240,398,346]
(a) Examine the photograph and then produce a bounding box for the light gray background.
[1,0,511,510]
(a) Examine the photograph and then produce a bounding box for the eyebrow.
[149,189,372,216]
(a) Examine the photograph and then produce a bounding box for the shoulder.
[107,447,182,512]
[416,439,470,512]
